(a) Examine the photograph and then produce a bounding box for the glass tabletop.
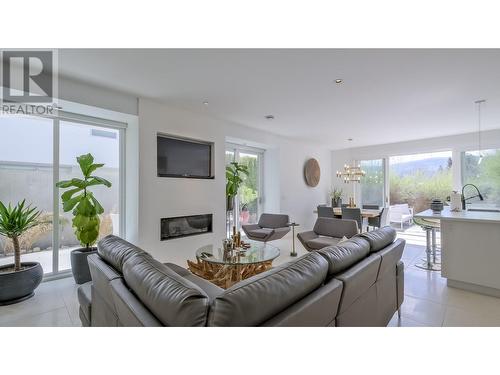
[195,241,280,265]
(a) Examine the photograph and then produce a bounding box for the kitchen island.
[415,207,500,297]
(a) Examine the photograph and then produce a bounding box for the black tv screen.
[157,135,213,178]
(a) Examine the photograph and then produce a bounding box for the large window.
[226,144,264,230]
[0,113,124,276]
[389,151,453,214]
[0,115,54,273]
[462,149,500,209]
[360,159,385,207]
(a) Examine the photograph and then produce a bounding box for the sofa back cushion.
[122,254,210,326]
[358,226,397,252]
[313,217,358,238]
[316,237,370,276]
[98,235,150,273]
[258,213,289,229]
[208,252,328,326]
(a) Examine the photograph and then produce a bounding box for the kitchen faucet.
[461,183,484,210]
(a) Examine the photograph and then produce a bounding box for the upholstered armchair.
[297,217,359,251]
[242,213,290,242]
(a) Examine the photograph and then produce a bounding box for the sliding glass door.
[0,115,54,273]
[226,144,264,230]
[389,151,453,214]
[0,113,124,276]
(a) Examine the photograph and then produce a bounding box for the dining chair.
[341,207,363,233]
[368,207,388,230]
[317,205,335,218]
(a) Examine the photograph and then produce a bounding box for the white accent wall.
[138,98,331,264]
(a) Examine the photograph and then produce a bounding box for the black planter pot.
[332,198,342,208]
[0,262,43,306]
[71,247,97,284]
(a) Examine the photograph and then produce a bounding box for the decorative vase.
[430,199,444,214]
[332,198,342,207]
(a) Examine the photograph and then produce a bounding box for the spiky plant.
[56,153,111,250]
[0,200,41,271]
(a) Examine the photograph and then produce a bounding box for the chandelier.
[336,163,366,183]
[336,138,365,183]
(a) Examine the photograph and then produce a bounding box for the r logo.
[2,50,53,103]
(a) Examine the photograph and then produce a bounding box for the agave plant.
[0,200,41,271]
[56,153,111,250]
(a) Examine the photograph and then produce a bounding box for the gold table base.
[187,259,273,289]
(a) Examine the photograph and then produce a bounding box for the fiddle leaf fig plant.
[56,153,111,250]
[226,162,249,199]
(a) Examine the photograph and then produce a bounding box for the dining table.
[313,206,382,218]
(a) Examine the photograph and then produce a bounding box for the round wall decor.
[304,158,320,187]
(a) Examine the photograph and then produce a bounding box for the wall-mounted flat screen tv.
[157,134,214,179]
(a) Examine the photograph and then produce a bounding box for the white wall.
[331,129,500,201]
[138,98,331,264]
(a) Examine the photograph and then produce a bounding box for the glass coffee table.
[187,241,280,289]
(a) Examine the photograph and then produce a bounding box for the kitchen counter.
[415,207,500,224]
[415,207,500,297]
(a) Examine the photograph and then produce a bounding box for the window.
[225,144,264,230]
[462,149,500,209]
[360,159,385,207]
[0,115,54,273]
[0,113,125,276]
[389,151,453,214]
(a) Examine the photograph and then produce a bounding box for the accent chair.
[242,213,290,242]
[297,217,359,252]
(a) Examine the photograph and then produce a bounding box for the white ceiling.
[58,49,500,149]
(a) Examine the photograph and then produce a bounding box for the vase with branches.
[225,161,249,235]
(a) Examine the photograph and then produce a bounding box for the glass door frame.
[2,110,127,279]
[225,143,264,230]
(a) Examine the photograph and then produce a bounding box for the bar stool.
[414,217,441,271]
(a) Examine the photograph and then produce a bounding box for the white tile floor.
[2,235,500,327]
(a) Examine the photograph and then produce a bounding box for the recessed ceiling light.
[335,79,343,84]
[265,115,275,120]
[203,101,209,106]
[347,138,353,141]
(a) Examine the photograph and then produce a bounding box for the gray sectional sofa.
[78,226,405,327]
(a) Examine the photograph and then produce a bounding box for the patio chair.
[389,204,414,229]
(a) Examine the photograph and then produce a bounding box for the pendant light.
[336,138,366,183]
[475,99,486,164]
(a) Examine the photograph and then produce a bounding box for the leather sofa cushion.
[307,236,340,250]
[208,251,328,326]
[248,228,273,238]
[313,217,358,238]
[165,262,224,300]
[258,213,289,229]
[97,235,150,273]
[123,254,210,326]
[317,237,370,275]
[77,281,92,322]
[359,226,397,252]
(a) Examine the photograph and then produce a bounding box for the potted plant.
[330,187,343,207]
[56,153,111,284]
[225,162,248,233]
[0,200,43,305]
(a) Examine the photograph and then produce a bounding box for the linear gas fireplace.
[160,214,213,241]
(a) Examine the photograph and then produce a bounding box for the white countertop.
[415,206,500,224]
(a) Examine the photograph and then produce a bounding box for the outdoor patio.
[0,247,77,274]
